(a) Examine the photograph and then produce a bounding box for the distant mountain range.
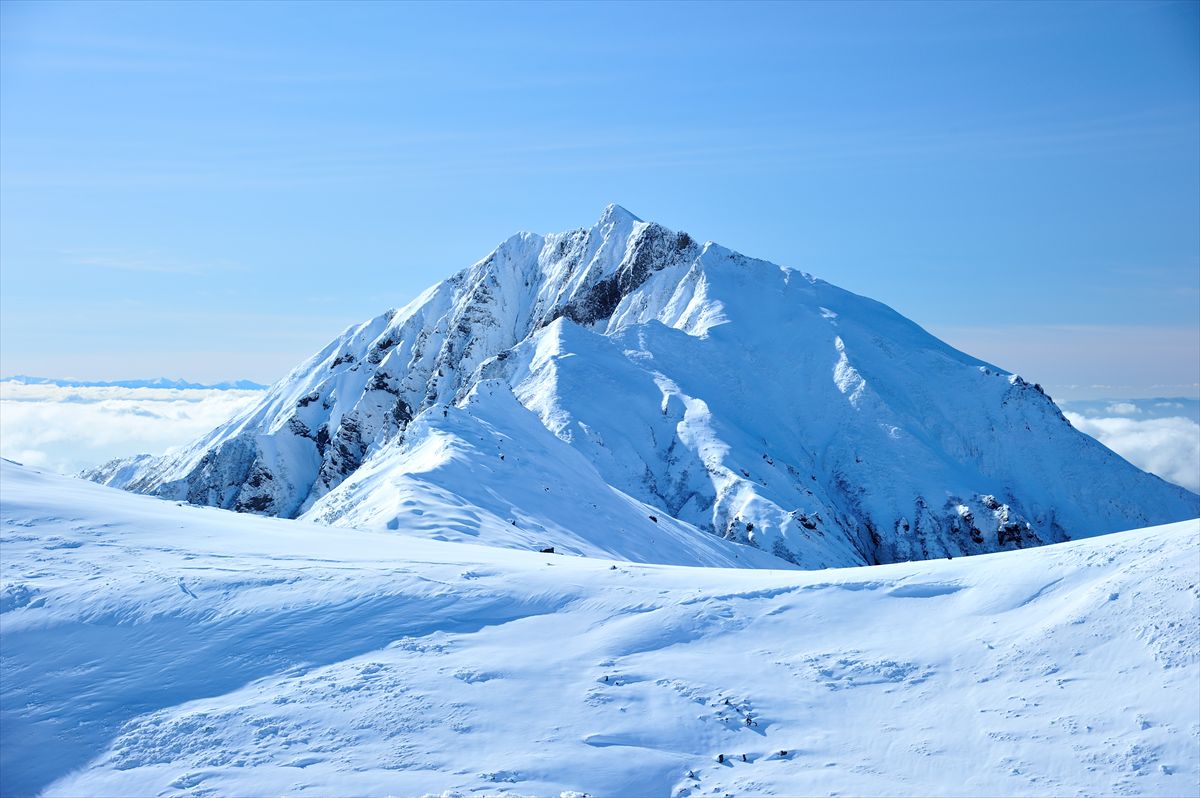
[3,375,267,391]
[84,205,1199,569]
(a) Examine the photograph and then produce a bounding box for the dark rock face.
[318,414,366,495]
[559,225,695,326]
[142,436,263,514]
[392,398,413,427]
[235,464,276,513]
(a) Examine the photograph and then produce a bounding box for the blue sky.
[2,0,1197,397]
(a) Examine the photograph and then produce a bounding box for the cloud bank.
[0,383,263,476]
[1063,402,1200,494]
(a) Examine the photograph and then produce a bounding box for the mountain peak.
[595,203,642,227]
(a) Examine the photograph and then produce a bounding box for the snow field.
[2,460,1197,797]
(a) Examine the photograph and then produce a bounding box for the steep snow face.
[3,462,1198,797]
[87,205,1200,567]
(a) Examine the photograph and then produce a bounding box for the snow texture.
[2,460,1198,797]
[85,205,1199,568]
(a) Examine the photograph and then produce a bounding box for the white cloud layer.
[1065,412,1200,494]
[0,383,263,475]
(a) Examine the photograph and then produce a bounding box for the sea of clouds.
[2,383,1197,497]
[0,382,263,476]
[1059,398,1199,494]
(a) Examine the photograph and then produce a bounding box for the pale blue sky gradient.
[2,1,1197,397]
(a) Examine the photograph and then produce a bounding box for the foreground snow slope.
[87,205,1200,568]
[3,461,1197,797]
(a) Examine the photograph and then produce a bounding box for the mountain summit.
[87,207,1200,568]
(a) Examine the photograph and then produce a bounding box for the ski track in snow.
[2,461,1197,797]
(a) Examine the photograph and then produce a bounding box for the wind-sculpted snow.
[3,462,1198,796]
[85,205,1200,567]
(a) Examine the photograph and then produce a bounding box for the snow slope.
[4,461,1198,797]
[85,206,1200,567]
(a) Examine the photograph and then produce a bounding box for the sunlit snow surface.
[2,461,1197,797]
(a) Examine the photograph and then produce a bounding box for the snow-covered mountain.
[4,461,1198,796]
[86,205,1199,568]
